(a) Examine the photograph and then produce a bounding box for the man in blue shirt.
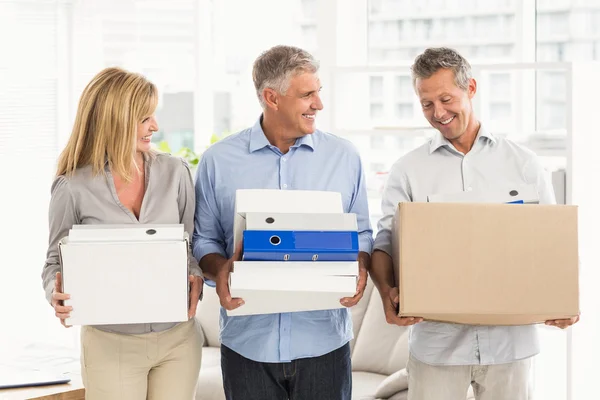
[192,45,373,400]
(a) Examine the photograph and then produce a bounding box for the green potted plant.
[155,133,223,170]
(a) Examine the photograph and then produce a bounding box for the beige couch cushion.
[196,286,221,347]
[351,287,410,375]
[196,347,225,400]
[386,392,408,400]
[374,369,408,398]
[350,278,375,352]
[352,371,387,400]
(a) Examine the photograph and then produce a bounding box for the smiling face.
[415,68,477,142]
[136,114,158,153]
[275,71,323,138]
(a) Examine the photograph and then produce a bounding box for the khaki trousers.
[81,318,204,400]
[407,354,532,400]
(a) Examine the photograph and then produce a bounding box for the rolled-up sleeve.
[348,153,373,254]
[373,160,412,256]
[192,155,227,262]
[42,176,78,304]
[178,159,202,277]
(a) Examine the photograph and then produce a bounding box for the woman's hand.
[188,275,204,319]
[51,272,72,328]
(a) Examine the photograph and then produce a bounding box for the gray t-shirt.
[42,152,201,334]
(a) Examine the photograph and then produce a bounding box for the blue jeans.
[221,343,352,400]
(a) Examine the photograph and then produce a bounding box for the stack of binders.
[228,189,360,316]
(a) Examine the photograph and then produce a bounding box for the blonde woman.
[42,67,204,399]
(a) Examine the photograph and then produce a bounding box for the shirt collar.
[429,122,496,154]
[249,115,316,153]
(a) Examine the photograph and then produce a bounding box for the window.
[370,103,385,120]
[537,12,569,37]
[301,0,317,19]
[0,0,72,356]
[395,104,413,120]
[474,16,501,38]
[536,1,600,140]
[395,76,412,95]
[72,0,197,152]
[489,73,511,100]
[370,76,384,99]
[370,136,386,150]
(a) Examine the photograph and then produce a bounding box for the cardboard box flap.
[233,189,344,248]
[394,202,579,325]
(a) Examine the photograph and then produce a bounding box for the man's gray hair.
[252,45,320,108]
[411,47,472,91]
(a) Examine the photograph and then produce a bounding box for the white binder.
[245,212,358,231]
[233,189,344,250]
[427,184,540,204]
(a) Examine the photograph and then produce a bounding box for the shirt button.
[282,158,287,162]
[467,187,473,191]
[283,184,288,188]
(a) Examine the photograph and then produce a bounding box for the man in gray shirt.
[369,47,579,400]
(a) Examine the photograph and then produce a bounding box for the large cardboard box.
[392,202,579,325]
[59,224,189,326]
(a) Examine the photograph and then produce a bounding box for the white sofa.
[194,280,477,400]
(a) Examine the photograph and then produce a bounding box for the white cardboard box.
[228,261,357,316]
[67,224,185,242]
[59,224,189,326]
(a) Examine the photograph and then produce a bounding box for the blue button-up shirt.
[192,117,373,363]
[374,124,556,366]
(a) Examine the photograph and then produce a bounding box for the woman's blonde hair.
[56,67,158,182]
